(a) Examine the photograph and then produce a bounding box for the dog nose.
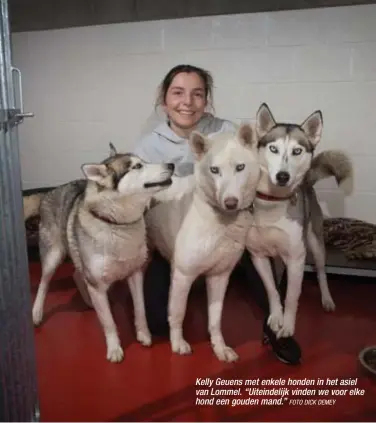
[166,163,175,172]
[224,197,239,210]
[276,171,290,185]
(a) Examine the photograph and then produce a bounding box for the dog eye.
[133,163,143,169]
[292,147,303,156]
[210,166,219,174]
[236,164,245,172]
[269,145,278,154]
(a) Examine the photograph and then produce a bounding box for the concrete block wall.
[11,4,376,222]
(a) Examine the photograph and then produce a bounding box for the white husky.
[145,124,260,362]
[246,103,353,341]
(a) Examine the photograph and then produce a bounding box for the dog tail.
[23,193,44,220]
[305,150,354,195]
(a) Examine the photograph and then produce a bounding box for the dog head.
[189,124,260,213]
[81,143,174,196]
[256,103,323,191]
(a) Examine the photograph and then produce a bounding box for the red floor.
[28,260,376,422]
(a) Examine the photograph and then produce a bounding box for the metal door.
[0,0,39,420]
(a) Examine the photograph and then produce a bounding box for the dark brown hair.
[155,64,214,111]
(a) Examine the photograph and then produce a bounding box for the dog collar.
[256,191,295,202]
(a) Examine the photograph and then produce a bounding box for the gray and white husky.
[26,144,174,362]
[145,124,261,362]
[246,103,353,341]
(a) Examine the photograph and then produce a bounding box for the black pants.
[143,250,287,336]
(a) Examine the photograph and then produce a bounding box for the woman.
[133,64,301,365]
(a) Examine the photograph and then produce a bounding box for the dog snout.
[276,171,290,186]
[166,163,175,172]
[224,196,239,210]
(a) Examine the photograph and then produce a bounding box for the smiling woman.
[133,64,236,177]
[157,67,210,137]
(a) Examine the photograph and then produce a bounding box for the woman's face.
[163,72,207,137]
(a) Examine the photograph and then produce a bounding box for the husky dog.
[145,124,260,362]
[28,144,174,362]
[246,103,353,341]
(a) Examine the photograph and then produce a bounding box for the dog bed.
[305,217,376,278]
[323,217,376,260]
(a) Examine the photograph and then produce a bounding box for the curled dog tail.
[305,150,354,195]
[23,193,43,220]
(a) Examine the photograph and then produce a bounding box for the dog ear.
[237,123,257,149]
[81,163,108,182]
[109,142,117,156]
[301,110,323,147]
[256,103,276,138]
[189,131,210,160]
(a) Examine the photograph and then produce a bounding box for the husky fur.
[24,193,43,220]
[29,144,174,362]
[145,125,261,362]
[246,103,353,340]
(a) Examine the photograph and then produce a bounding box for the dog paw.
[213,344,239,363]
[106,345,124,363]
[171,338,192,355]
[277,314,295,339]
[267,308,284,333]
[137,329,152,347]
[32,307,43,326]
[322,296,336,312]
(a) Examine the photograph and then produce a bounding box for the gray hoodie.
[133,113,237,177]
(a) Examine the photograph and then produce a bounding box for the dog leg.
[127,270,152,347]
[306,228,335,311]
[86,284,123,363]
[206,271,238,362]
[73,270,93,308]
[250,254,283,333]
[32,247,65,326]
[277,250,305,339]
[168,268,195,355]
